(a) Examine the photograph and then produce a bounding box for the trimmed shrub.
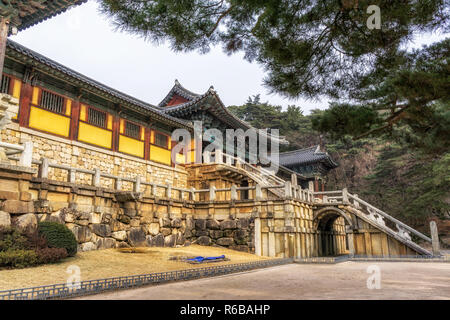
[36,247,68,264]
[0,249,38,268]
[38,222,77,257]
[0,227,29,252]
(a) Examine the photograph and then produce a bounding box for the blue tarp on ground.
[187,255,225,263]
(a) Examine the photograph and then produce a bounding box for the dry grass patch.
[0,245,272,291]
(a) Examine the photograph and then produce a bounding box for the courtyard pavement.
[77,261,450,300]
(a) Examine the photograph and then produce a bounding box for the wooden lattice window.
[40,90,64,114]
[125,121,140,139]
[154,132,168,148]
[0,75,11,94]
[87,107,107,128]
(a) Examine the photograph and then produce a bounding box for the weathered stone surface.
[220,220,237,230]
[111,230,127,241]
[0,191,19,200]
[151,233,165,247]
[128,227,147,246]
[196,236,211,246]
[195,230,208,237]
[145,235,152,246]
[19,192,32,202]
[216,237,234,246]
[110,220,129,232]
[230,245,250,252]
[89,212,103,224]
[160,227,172,236]
[96,238,116,249]
[176,232,185,245]
[209,230,224,239]
[12,213,37,233]
[164,234,176,247]
[223,230,234,237]
[160,217,171,227]
[49,211,65,224]
[124,208,137,218]
[171,218,182,228]
[206,219,220,230]
[185,217,194,230]
[76,219,89,226]
[237,218,250,229]
[90,224,111,237]
[2,200,34,214]
[80,242,97,252]
[130,218,140,227]
[69,225,92,243]
[143,223,159,236]
[195,219,206,230]
[118,215,131,224]
[116,241,130,248]
[0,211,11,228]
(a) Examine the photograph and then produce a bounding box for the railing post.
[225,154,232,166]
[430,221,440,256]
[298,186,303,201]
[342,188,349,204]
[134,176,141,193]
[203,150,211,164]
[69,169,76,183]
[215,149,222,164]
[19,141,33,167]
[190,187,196,201]
[291,173,297,186]
[166,184,172,198]
[323,195,328,203]
[93,168,101,187]
[231,184,238,201]
[116,178,122,191]
[38,157,49,179]
[353,194,360,208]
[255,184,263,201]
[209,185,216,201]
[180,189,185,200]
[284,181,292,198]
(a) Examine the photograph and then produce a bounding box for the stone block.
[196,236,211,246]
[143,223,159,236]
[171,218,182,228]
[2,200,34,214]
[206,219,220,230]
[12,213,37,234]
[0,211,11,228]
[0,191,19,200]
[96,238,116,249]
[151,233,165,247]
[130,218,140,227]
[79,242,97,252]
[90,224,111,237]
[164,234,176,247]
[216,237,234,246]
[160,227,172,236]
[209,230,224,239]
[220,220,237,230]
[128,227,147,246]
[111,230,127,241]
[195,219,206,230]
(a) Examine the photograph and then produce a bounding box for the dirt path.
[77,261,450,300]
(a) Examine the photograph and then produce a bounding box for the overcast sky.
[11,0,446,114]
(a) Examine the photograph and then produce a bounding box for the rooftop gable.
[277,145,338,168]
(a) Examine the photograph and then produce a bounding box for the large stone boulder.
[151,233,165,247]
[96,238,116,249]
[111,230,127,241]
[0,211,11,228]
[171,218,182,228]
[79,242,97,252]
[195,219,206,230]
[90,224,111,237]
[209,230,224,239]
[164,234,177,247]
[196,236,211,246]
[220,220,237,230]
[143,223,160,236]
[216,237,235,246]
[206,219,220,230]
[12,213,37,233]
[128,227,147,246]
[69,225,92,243]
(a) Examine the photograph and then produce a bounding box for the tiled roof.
[277,145,338,168]
[157,80,201,108]
[5,39,192,129]
[1,0,87,33]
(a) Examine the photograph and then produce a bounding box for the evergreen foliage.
[38,222,77,257]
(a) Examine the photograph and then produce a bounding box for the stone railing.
[1,141,33,167]
[313,188,432,244]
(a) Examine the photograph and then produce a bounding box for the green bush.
[38,222,77,257]
[0,227,29,252]
[0,249,38,268]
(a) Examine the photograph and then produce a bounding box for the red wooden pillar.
[70,100,80,141]
[314,178,319,192]
[112,115,120,152]
[144,127,151,161]
[18,81,32,127]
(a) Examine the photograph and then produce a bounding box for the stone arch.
[313,207,354,257]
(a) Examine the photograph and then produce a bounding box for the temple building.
[277,146,338,191]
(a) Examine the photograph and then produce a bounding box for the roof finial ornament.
[208,85,215,93]
[175,79,180,85]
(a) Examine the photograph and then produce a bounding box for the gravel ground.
[78,261,450,300]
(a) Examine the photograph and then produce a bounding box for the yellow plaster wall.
[78,122,112,149]
[28,106,70,137]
